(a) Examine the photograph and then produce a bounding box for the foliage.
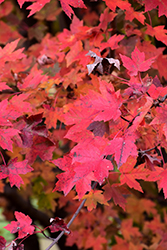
[0,0,167,249]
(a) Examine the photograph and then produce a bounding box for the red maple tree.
[0,0,167,250]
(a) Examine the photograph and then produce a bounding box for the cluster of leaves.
[0,0,167,249]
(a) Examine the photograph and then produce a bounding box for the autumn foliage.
[1,0,167,249]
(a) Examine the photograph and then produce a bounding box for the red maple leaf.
[27,0,50,17]
[0,39,25,67]
[151,104,167,139]
[79,80,122,122]
[71,136,113,184]
[0,158,33,188]
[120,46,156,76]
[146,24,167,46]
[53,154,95,198]
[22,136,56,164]
[0,99,21,127]
[119,156,152,192]
[103,183,128,210]
[104,133,138,168]
[0,128,19,151]
[158,169,167,198]
[49,217,70,234]
[0,236,6,250]
[4,211,35,239]
[85,233,107,250]
[103,0,131,12]
[19,113,48,147]
[59,0,86,19]
[18,68,48,91]
[100,34,125,51]
[143,0,167,17]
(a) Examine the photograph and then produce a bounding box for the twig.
[45,198,86,250]
[45,182,97,250]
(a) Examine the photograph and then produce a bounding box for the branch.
[45,182,97,250]
[45,198,86,250]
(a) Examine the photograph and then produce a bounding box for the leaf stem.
[0,151,6,166]
[110,73,129,83]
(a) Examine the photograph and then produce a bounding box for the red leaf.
[27,0,50,17]
[103,183,127,210]
[158,169,167,198]
[143,0,167,17]
[59,0,86,19]
[53,154,95,198]
[151,104,167,138]
[22,136,56,164]
[71,137,113,184]
[0,39,25,67]
[4,211,35,239]
[0,128,19,151]
[146,24,167,46]
[0,98,27,127]
[0,236,6,250]
[85,234,107,250]
[49,217,70,234]
[103,0,131,12]
[119,157,153,192]
[0,158,33,188]
[104,134,138,168]
[120,46,156,76]
[18,69,48,91]
[20,113,48,147]
[100,34,125,51]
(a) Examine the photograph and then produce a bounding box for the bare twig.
[45,182,97,250]
[45,198,86,250]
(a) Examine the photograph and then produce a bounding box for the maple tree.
[1,0,167,249]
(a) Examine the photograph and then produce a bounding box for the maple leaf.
[82,190,109,211]
[0,39,25,67]
[143,0,167,17]
[52,154,95,198]
[125,5,145,24]
[119,156,153,192]
[104,134,138,168]
[103,0,131,12]
[0,158,33,188]
[157,169,167,198]
[59,0,87,19]
[145,24,167,46]
[85,234,107,250]
[71,136,113,184]
[0,128,19,151]
[0,236,6,250]
[86,50,120,75]
[81,80,122,122]
[19,113,48,147]
[8,93,33,117]
[151,104,167,139]
[103,183,127,210]
[49,217,70,234]
[27,0,50,17]
[100,34,125,51]
[18,68,48,91]
[119,46,156,76]
[98,7,117,31]
[22,136,56,164]
[4,211,35,239]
